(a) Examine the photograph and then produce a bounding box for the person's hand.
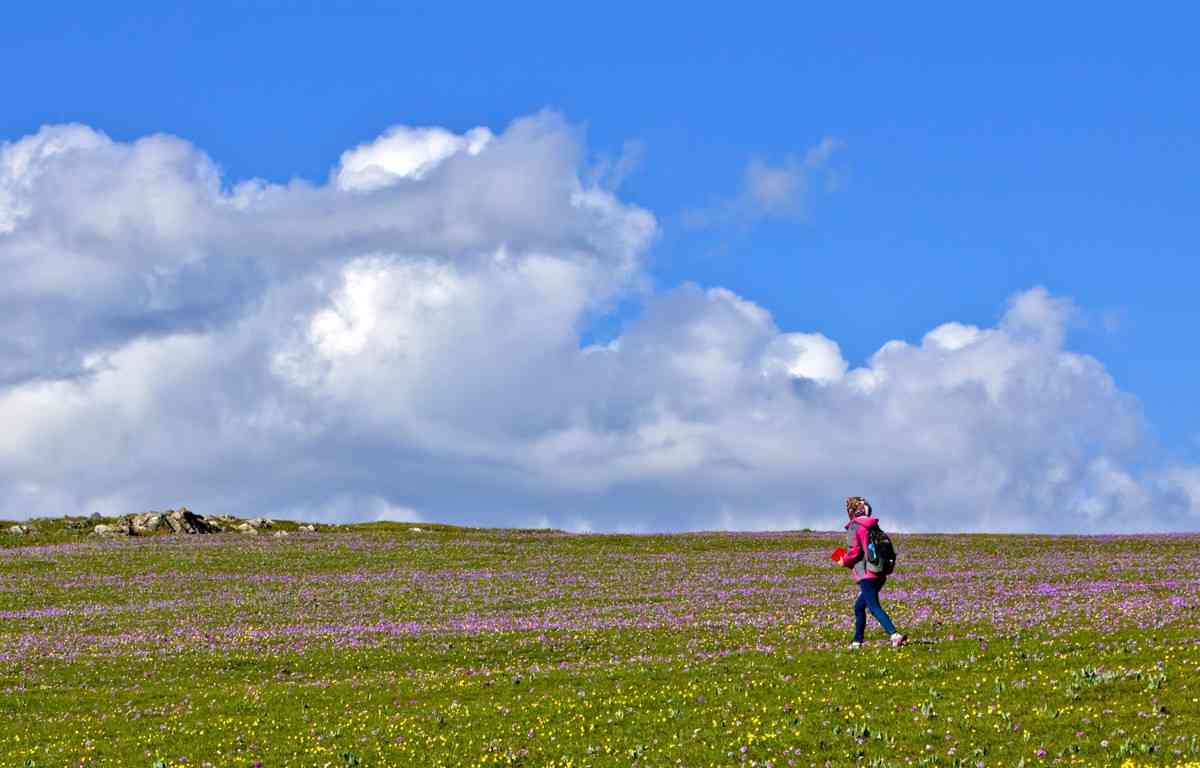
[838,556,848,567]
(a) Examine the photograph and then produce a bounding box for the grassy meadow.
[1,520,1198,767]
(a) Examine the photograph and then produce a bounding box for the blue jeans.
[854,576,897,642]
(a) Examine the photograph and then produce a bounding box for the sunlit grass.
[1,521,1197,766]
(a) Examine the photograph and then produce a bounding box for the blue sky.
[1,4,1197,530]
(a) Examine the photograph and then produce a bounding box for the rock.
[272,530,289,538]
[298,524,316,532]
[86,507,222,537]
[238,525,259,535]
[131,512,166,535]
[409,527,424,533]
[7,525,31,536]
[165,507,222,535]
[246,517,273,529]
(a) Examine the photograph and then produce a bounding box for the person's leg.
[853,586,868,643]
[860,578,898,636]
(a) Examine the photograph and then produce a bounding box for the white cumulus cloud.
[335,125,493,191]
[0,114,1195,533]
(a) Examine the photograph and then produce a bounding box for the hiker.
[839,496,906,649]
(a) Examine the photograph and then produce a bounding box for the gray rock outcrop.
[93,507,223,537]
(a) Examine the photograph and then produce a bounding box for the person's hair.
[845,496,872,518]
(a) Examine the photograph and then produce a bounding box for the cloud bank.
[1,114,1195,532]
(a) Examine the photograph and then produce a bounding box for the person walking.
[839,496,906,649]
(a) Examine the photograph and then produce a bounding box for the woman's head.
[845,496,872,519]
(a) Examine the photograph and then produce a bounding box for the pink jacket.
[842,515,881,581]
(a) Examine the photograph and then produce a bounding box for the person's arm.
[841,526,865,567]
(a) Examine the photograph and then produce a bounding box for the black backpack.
[865,525,897,575]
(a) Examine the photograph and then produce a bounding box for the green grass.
[1,523,1197,767]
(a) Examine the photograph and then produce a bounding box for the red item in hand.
[831,547,847,562]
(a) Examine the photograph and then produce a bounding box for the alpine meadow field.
[2,522,1199,768]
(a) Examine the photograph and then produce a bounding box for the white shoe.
[848,641,862,650]
[890,633,907,647]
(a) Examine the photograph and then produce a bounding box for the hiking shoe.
[890,633,907,648]
[848,641,862,650]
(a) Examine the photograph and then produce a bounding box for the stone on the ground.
[132,512,165,534]
[165,507,222,535]
[87,507,223,537]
